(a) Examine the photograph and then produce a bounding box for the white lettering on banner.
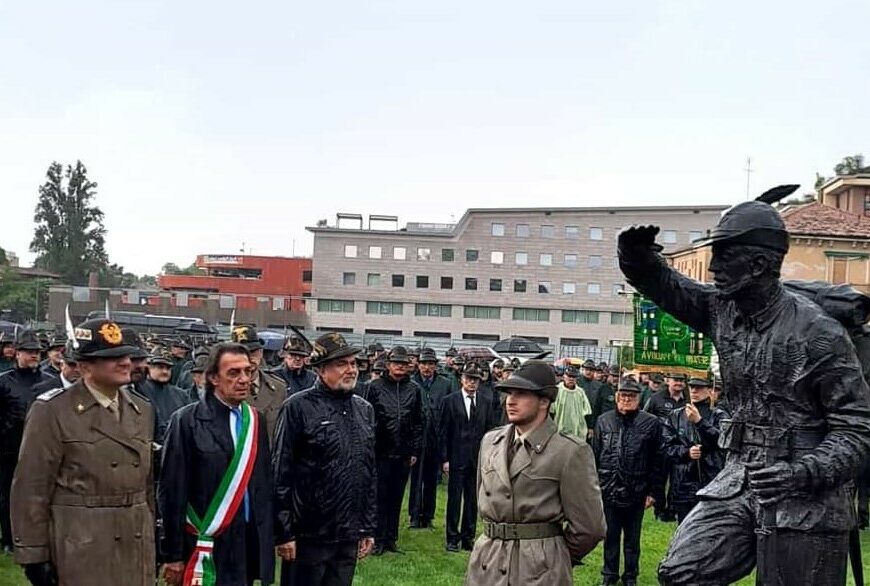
[203,255,241,264]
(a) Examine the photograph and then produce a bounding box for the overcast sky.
[2,1,868,276]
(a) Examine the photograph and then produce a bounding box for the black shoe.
[372,544,385,556]
[408,519,422,529]
[385,542,404,554]
[624,580,638,586]
[461,541,474,551]
[424,519,434,529]
[446,542,460,553]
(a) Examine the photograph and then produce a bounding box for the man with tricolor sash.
[158,343,275,586]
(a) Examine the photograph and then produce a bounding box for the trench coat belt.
[52,490,148,507]
[483,522,563,540]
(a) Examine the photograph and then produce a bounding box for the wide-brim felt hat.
[496,360,558,400]
[309,332,360,366]
[581,359,600,371]
[688,377,712,387]
[618,378,642,393]
[15,329,43,351]
[284,336,310,356]
[191,355,208,373]
[419,348,438,363]
[461,362,484,380]
[231,326,263,350]
[387,346,411,363]
[121,328,149,360]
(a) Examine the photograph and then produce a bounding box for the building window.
[516,224,530,238]
[562,282,576,294]
[416,275,429,288]
[490,278,503,292]
[393,247,406,260]
[662,230,677,244]
[465,277,478,290]
[392,274,405,287]
[491,251,504,264]
[366,301,403,315]
[442,248,455,262]
[441,276,454,289]
[562,309,600,324]
[515,252,528,265]
[466,249,479,262]
[564,254,577,268]
[367,273,381,286]
[415,303,452,318]
[317,299,354,313]
[369,246,382,259]
[588,255,602,268]
[540,253,553,266]
[514,279,527,293]
[342,272,356,286]
[538,281,551,294]
[565,225,579,239]
[612,283,625,296]
[610,312,632,325]
[464,305,501,319]
[344,244,358,258]
[302,270,312,282]
[541,224,555,238]
[589,227,603,241]
[417,248,431,261]
[587,282,601,295]
[512,308,550,322]
[689,231,704,243]
[492,222,505,236]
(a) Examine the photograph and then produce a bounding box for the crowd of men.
[0,318,747,586]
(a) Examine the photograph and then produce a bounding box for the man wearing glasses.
[593,378,665,586]
[273,332,377,586]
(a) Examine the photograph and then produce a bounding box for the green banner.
[633,295,711,375]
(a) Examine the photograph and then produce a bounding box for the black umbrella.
[491,337,545,355]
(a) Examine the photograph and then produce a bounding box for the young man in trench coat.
[465,360,606,586]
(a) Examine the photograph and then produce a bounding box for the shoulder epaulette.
[36,387,66,401]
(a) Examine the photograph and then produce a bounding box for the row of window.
[490,222,704,244]
[316,299,632,325]
[342,272,625,296]
[342,229,703,261]
[313,327,615,347]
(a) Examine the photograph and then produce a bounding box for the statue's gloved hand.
[23,562,58,586]
[617,225,663,253]
[747,461,808,507]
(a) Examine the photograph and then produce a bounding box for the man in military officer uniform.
[11,319,155,586]
[0,329,51,554]
[271,336,316,397]
[465,360,606,586]
[232,325,286,445]
[408,348,452,529]
[619,189,870,585]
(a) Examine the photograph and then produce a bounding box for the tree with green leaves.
[0,267,46,322]
[30,161,109,285]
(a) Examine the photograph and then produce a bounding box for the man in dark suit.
[439,362,499,552]
[408,348,453,529]
[158,343,274,586]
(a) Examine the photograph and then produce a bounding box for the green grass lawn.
[1,485,868,585]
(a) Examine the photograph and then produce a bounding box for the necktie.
[469,395,476,422]
[107,400,120,422]
[231,408,251,522]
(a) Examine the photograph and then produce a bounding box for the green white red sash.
[183,402,259,586]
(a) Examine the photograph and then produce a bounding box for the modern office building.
[307,205,726,351]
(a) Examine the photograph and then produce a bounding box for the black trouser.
[0,457,14,548]
[376,456,411,546]
[445,465,477,546]
[408,441,440,524]
[280,541,358,586]
[672,502,697,525]
[602,503,645,583]
[858,468,870,528]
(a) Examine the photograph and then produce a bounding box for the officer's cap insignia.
[76,403,85,412]
[233,326,248,342]
[98,323,122,345]
[74,327,93,341]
